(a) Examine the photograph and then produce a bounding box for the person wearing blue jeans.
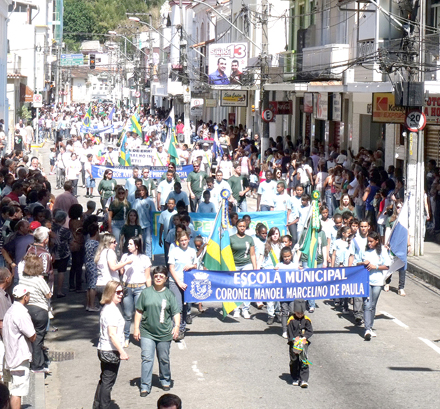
[120,237,151,347]
[359,231,391,340]
[134,266,180,397]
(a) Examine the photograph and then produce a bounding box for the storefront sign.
[220,90,248,107]
[304,93,313,113]
[269,101,293,115]
[315,93,328,120]
[424,95,440,124]
[332,93,342,122]
[205,98,217,108]
[372,93,405,123]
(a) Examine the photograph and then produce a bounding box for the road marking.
[177,340,187,350]
[380,311,409,329]
[192,361,205,381]
[419,337,440,355]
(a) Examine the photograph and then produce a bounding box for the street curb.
[31,139,46,149]
[407,260,440,290]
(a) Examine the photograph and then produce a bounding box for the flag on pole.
[109,107,115,121]
[118,129,131,166]
[203,191,240,317]
[167,130,179,166]
[164,106,175,151]
[385,198,409,280]
[83,107,92,127]
[299,191,321,268]
[130,114,142,136]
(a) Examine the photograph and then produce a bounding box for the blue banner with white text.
[91,164,193,180]
[152,211,287,255]
[183,266,370,303]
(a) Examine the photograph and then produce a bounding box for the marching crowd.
[0,101,418,405]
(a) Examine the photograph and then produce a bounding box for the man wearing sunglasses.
[187,161,207,212]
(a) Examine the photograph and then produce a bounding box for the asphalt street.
[35,141,440,408]
[44,269,440,409]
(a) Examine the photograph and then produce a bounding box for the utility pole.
[260,0,270,156]
[179,0,191,145]
[149,13,154,115]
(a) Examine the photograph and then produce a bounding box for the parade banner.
[91,164,193,180]
[183,266,369,303]
[152,211,287,255]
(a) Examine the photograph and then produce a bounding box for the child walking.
[287,299,313,388]
[275,247,300,338]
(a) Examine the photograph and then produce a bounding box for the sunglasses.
[110,240,117,244]
[154,274,166,279]
[116,290,124,295]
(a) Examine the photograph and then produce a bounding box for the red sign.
[269,101,293,115]
[228,112,235,125]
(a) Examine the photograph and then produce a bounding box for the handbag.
[98,349,120,364]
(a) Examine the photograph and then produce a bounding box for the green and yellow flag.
[83,107,92,127]
[130,114,142,136]
[299,191,321,268]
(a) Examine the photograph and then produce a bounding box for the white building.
[1,0,12,132]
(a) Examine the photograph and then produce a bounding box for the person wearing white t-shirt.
[168,231,197,338]
[120,237,151,347]
[153,144,168,167]
[257,170,277,211]
[95,235,133,291]
[94,281,127,408]
[157,171,175,210]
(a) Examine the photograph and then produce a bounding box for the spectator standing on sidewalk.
[3,284,36,409]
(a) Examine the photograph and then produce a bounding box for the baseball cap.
[203,143,209,147]
[29,221,41,231]
[13,284,31,299]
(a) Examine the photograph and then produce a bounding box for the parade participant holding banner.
[98,169,117,209]
[230,219,257,319]
[187,162,207,213]
[168,231,197,340]
[359,231,391,340]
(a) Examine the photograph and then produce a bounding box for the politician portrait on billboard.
[208,43,248,86]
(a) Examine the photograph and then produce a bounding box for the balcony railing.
[278,44,350,82]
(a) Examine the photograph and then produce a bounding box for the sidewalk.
[407,241,440,289]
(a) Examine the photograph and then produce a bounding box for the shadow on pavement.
[388,367,440,372]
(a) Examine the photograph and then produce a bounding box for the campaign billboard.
[208,42,249,85]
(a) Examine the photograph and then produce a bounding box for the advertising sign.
[269,101,293,115]
[304,93,313,113]
[220,90,248,107]
[315,93,328,120]
[205,98,217,108]
[372,93,405,123]
[208,42,249,85]
[332,93,342,122]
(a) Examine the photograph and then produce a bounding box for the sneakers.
[384,284,390,292]
[342,308,349,315]
[300,381,309,388]
[282,332,288,339]
[124,339,129,348]
[398,289,406,296]
[186,315,193,325]
[267,316,275,325]
[308,307,315,313]
[364,329,372,340]
[140,390,149,397]
[292,380,300,386]
[242,310,251,319]
[233,310,241,318]
[87,306,100,312]
[162,385,171,391]
[370,330,377,338]
[355,317,364,326]
[31,367,51,374]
